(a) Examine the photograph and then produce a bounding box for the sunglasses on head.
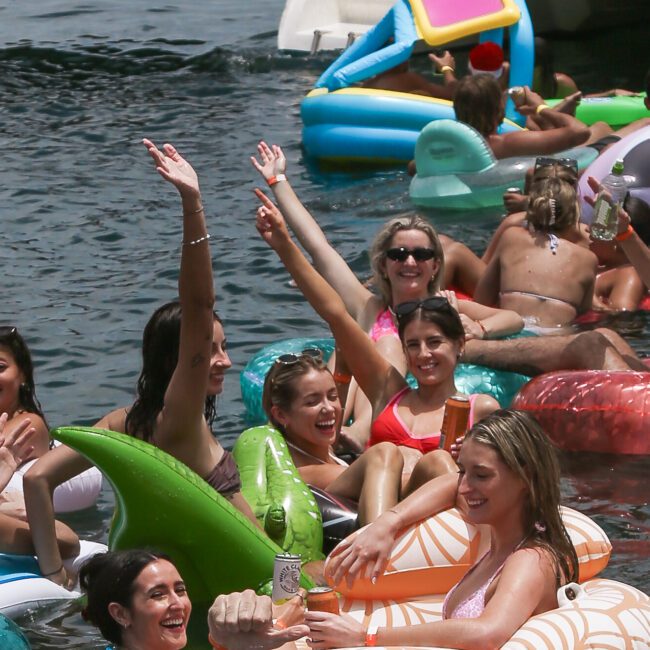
[385,247,436,262]
[275,347,324,366]
[534,157,578,174]
[393,297,453,322]
[0,326,18,338]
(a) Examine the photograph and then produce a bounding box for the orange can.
[306,586,340,615]
[439,395,471,452]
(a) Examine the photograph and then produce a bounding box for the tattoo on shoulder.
[191,353,207,368]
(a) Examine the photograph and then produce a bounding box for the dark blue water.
[1,2,648,647]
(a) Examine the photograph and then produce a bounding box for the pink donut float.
[511,370,650,455]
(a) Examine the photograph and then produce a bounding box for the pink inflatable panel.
[512,370,650,455]
[421,0,505,28]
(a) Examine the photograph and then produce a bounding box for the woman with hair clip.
[251,142,521,449]
[475,158,598,330]
[307,409,579,649]
[24,138,257,588]
[254,191,499,492]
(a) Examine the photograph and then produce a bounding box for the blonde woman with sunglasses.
[251,143,521,451]
[255,192,499,497]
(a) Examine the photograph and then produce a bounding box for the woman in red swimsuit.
[255,192,499,493]
[251,142,521,450]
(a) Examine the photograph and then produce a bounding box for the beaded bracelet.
[182,233,211,247]
[615,224,635,242]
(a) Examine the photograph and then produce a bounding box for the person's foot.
[554,91,582,116]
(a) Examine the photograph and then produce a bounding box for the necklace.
[285,439,343,466]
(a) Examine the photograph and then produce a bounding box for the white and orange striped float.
[311,507,650,649]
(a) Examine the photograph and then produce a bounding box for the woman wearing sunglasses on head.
[251,143,521,451]
[475,159,599,331]
[24,139,258,588]
[255,191,499,496]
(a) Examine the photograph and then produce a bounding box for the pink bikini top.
[442,541,525,619]
[369,307,398,342]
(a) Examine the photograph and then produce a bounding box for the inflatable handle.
[233,425,324,563]
[557,582,587,607]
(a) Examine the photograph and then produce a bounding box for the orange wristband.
[615,224,635,241]
[208,635,228,650]
[365,624,379,646]
[333,371,352,384]
[267,174,287,187]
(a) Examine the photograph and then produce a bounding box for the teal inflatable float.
[240,337,531,425]
[0,615,30,649]
[409,119,598,211]
[51,427,315,607]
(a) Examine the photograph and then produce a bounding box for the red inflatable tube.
[512,370,650,455]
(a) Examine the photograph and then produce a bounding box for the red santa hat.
[468,41,505,78]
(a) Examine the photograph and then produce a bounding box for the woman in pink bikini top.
[314,409,580,649]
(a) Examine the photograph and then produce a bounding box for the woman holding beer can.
[308,409,579,649]
[255,192,499,506]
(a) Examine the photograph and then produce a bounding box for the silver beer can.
[272,553,301,604]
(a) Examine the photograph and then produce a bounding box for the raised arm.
[254,190,403,410]
[142,139,214,446]
[251,142,373,321]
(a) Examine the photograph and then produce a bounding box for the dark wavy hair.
[465,409,579,586]
[124,302,219,442]
[396,302,465,345]
[0,326,48,429]
[80,549,171,645]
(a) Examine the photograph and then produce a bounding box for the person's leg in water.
[462,328,646,374]
[326,442,404,526]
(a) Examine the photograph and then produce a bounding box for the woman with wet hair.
[80,549,191,650]
[475,159,598,330]
[254,191,499,497]
[251,143,520,450]
[24,139,257,588]
[311,409,579,649]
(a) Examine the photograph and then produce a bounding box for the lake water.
[1,1,648,647]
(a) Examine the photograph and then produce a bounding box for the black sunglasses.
[275,347,324,366]
[385,247,436,262]
[534,157,578,174]
[394,297,453,322]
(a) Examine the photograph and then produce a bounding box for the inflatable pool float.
[4,442,103,514]
[302,0,535,165]
[409,119,598,210]
[240,337,531,425]
[50,426,315,607]
[234,424,358,557]
[0,614,30,649]
[580,124,650,224]
[511,370,650,455]
[548,94,648,130]
[305,509,650,650]
[0,540,107,619]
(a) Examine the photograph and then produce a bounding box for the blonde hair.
[526,163,579,233]
[465,409,579,586]
[369,214,444,306]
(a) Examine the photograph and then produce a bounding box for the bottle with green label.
[591,159,627,241]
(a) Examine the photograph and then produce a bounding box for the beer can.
[439,395,471,453]
[306,586,340,615]
[272,553,301,604]
[508,85,526,106]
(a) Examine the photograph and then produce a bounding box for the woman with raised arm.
[24,139,257,588]
[255,191,499,490]
[309,409,578,649]
[251,143,521,449]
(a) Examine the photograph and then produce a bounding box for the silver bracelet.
[182,233,211,247]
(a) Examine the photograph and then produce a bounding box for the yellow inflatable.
[312,508,650,649]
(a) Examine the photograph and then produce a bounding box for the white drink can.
[272,553,301,604]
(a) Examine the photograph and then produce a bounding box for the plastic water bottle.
[590,159,627,241]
